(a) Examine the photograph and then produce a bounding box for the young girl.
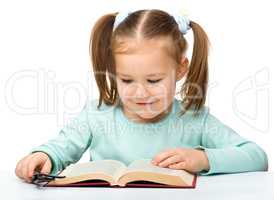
[15,9,268,183]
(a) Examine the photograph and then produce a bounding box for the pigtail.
[181,21,209,115]
[89,13,118,108]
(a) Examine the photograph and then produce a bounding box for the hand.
[151,147,210,173]
[15,152,52,183]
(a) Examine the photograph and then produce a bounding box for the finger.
[168,161,186,170]
[158,154,184,168]
[27,153,47,181]
[22,155,34,182]
[15,159,24,179]
[27,158,40,181]
[40,157,52,174]
[152,149,177,165]
[15,155,30,179]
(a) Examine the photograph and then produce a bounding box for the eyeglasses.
[31,171,66,187]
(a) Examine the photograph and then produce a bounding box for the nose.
[134,83,149,98]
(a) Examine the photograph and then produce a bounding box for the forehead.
[114,38,177,76]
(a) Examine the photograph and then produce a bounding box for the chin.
[136,111,160,119]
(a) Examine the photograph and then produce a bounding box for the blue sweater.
[31,98,268,175]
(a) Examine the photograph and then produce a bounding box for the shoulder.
[174,98,210,119]
[84,98,117,115]
[171,99,210,134]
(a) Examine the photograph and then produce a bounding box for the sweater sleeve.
[29,102,93,175]
[195,110,268,175]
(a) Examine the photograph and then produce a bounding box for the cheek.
[150,79,176,97]
[116,82,135,99]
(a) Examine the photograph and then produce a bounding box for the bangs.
[111,36,183,65]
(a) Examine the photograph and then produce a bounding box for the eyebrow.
[117,73,166,77]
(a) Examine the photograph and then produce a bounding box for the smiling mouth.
[136,101,155,105]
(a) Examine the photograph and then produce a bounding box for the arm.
[30,103,93,175]
[196,111,268,175]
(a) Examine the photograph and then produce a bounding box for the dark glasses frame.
[31,171,66,187]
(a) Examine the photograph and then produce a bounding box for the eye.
[121,79,133,84]
[147,79,162,84]
[120,79,162,84]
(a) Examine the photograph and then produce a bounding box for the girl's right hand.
[15,152,52,183]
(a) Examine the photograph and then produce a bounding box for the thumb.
[40,157,52,174]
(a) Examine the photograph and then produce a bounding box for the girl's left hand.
[151,147,210,173]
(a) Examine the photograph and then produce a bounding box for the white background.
[0,0,273,172]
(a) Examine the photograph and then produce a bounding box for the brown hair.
[89,9,209,116]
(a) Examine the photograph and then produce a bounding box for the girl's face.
[114,38,187,123]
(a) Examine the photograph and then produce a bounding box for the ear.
[176,57,189,81]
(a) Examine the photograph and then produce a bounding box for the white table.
[1,171,273,200]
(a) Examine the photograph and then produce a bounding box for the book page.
[60,159,127,179]
[124,159,194,183]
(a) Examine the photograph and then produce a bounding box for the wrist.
[199,150,210,172]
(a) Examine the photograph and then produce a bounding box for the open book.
[47,159,197,188]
